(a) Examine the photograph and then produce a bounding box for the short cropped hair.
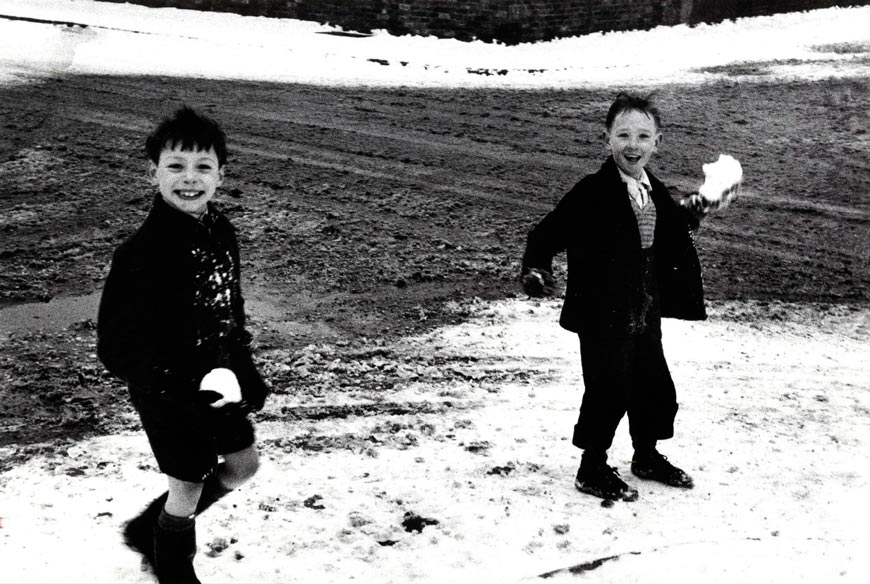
[605,92,662,131]
[145,106,228,166]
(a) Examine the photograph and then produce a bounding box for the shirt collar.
[617,167,651,190]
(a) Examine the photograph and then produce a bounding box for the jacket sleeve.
[521,184,582,275]
[97,244,185,388]
[227,330,270,412]
[679,202,703,231]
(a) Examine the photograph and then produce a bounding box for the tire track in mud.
[4,73,869,312]
[47,74,585,188]
[231,140,552,212]
[700,223,845,264]
[60,80,870,216]
[69,101,869,243]
[221,105,583,169]
[66,110,554,212]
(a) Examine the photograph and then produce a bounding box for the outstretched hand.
[521,268,556,297]
[681,178,740,224]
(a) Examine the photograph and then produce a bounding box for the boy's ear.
[218,166,225,187]
[654,132,663,151]
[602,130,611,150]
[147,162,158,185]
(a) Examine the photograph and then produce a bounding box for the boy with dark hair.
[98,106,269,582]
[521,92,735,502]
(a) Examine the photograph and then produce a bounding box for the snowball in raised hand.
[696,154,743,211]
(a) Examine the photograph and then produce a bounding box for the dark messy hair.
[605,92,662,131]
[145,106,228,166]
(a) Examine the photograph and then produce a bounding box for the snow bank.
[0,0,868,87]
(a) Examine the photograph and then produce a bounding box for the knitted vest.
[630,197,657,249]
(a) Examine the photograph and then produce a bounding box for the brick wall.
[99,0,869,44]
[686,0,861,24]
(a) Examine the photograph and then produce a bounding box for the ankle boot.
[154,518,201,584]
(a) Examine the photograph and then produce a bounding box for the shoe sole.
[574,478,639,502]
[631,467,694,489]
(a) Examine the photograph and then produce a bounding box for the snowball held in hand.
[200,367,242,408]
[698,154,743,209]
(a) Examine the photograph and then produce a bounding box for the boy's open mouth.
[174,190,205,199]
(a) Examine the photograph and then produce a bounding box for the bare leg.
[164,477,204,518]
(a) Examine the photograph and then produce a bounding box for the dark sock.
[154,509,200,584]
[157,508,195,532]
[632,440,657,459]
[581,449,607,469]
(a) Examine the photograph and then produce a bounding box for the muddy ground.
[1,72,868,462]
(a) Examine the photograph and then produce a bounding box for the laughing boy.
[521,92,714,502]
[98,106,269,583]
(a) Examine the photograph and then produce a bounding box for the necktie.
[627,179,647,208]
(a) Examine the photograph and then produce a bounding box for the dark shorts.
[129,385,256,483]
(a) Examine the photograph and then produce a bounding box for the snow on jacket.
[97,194,268,409]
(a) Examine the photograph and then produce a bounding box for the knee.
[224,451,259,484]
[238,456,260,481]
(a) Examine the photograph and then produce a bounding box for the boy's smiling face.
[150,143,224,218]
[605,109,661,179]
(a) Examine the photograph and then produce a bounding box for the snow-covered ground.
[1,298,869,583]
[0,0,869,88]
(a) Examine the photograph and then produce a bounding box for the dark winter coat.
[522,157,706,337]
[97,195,268,410]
